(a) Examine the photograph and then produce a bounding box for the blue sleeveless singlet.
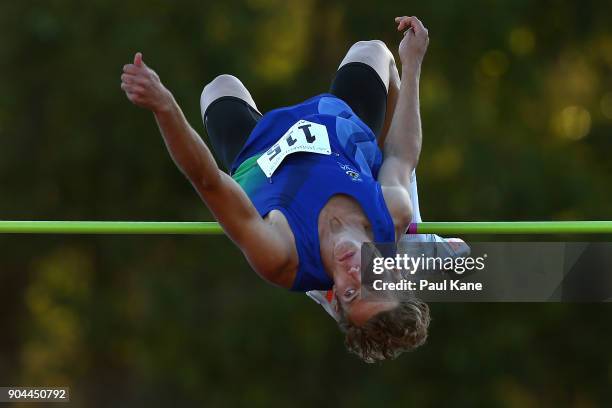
[231,94,395,291]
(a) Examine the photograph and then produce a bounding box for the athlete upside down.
[121,15,431,363]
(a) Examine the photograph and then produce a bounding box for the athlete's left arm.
[378,16,428,190]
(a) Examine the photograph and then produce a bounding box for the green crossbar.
[0,221,224,235]
[1,220,612,235]
[412,221,612,235]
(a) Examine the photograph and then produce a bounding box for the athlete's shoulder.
[381,184,413,238]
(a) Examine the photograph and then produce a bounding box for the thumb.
[134,52,144,67]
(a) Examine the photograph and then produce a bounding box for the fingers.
[120,82,145,94]
[123,64,140,74]
[134,52,144,67]
[394,16,428,36]
[123,52,146,75]
[121,52,157,107]
[121,82,147,106]
[395,16,412,31]
[121,60,155,88]
[120,74,143,97]
[123,59,157,80]
[121,73,149,86]
[121,73,133,84]
[410,16,427,35]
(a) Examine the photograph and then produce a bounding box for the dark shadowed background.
[1,0,612,406]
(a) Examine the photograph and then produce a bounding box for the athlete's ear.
[332,288,340,313]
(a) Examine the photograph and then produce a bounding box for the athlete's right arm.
[120,53,295,286]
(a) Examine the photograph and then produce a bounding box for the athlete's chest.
[266,193,398,242]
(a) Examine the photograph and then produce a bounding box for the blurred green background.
[1,0,612,406]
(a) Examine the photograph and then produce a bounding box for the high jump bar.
[1,220,612,235]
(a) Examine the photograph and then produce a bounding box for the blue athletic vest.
[231,94,395,291]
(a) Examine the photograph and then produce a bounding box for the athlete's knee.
[351,39,388,50]
[201,74,249,117]
[206,74,243,90]
[341,40,395,73]
[347,40,393,61]
[202,74,244,101]
[340,40,394,89]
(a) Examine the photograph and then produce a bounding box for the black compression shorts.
[203,62,387,171]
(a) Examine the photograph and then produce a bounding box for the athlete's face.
[331,238,396,325]
[330,237,361,299]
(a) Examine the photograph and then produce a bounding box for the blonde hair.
[338,299,430,363]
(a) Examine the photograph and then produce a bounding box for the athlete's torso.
[231,94,408,291]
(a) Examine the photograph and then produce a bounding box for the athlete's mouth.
[337,250,356,263]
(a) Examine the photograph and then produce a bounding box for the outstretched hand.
[395,16,429,68]
[121,52,172,113]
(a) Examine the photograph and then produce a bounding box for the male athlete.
[121,16,432,362]
[307,182,469,323]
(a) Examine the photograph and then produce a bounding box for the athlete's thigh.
[201,75,262,172]
[329,41,392,138]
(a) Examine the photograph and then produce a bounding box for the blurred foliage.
[1,0,612,406]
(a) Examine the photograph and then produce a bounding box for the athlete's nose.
[347,265,360,278]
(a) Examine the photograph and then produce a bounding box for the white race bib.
[257,120,331,177]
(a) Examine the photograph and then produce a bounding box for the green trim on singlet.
[231,154,262,180]
[231,153,267,198]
